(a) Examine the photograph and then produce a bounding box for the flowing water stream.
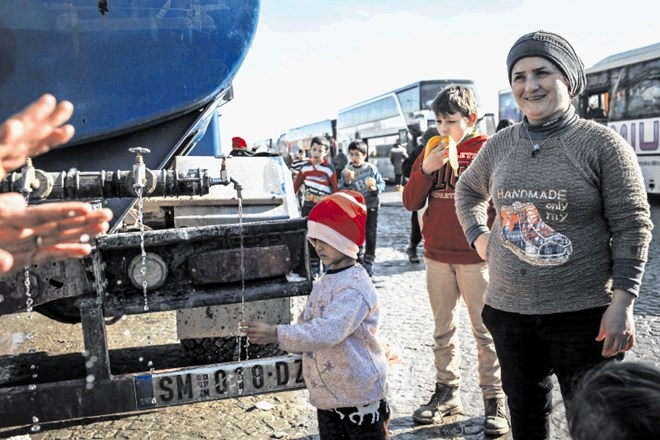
[135,187,149,312]
[22,193,40,432]
[237,196,249,362]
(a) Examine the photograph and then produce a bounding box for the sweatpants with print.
[317,400,390,440]
[424,258,504,399]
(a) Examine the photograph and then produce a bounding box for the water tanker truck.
[0,0,311,427]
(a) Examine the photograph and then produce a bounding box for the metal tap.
[208,155,243,199]
[231,177,243,200]
[129,147,151,192]
[19,157,37,198]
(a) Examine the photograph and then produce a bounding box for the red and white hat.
[232,136,248,149]
[307,190,367,259]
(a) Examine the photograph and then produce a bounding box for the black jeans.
[302,203,320,265]
[409,211,421,248]
[317,400,390,439]
[482,305,620,440]
[363,207,378,259]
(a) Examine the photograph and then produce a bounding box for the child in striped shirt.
[293,136,338,277]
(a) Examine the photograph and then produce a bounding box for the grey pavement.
[1,188,659,439]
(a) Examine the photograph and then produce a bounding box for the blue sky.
[219,0,658,148]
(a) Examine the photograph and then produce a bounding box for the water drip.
[24,268,32,313]
[235,194,250,362]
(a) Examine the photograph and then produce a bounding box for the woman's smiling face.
[511,56,572,125]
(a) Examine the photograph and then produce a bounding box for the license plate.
[134,354,304,409]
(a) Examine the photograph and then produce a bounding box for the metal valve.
[208,155,243,199]
[129,147,151,192]
[20,157,37,198]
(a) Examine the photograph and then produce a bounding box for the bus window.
[624,60,660,119]
[585,92,608,120]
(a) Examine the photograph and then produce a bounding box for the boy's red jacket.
[402,134,494,264]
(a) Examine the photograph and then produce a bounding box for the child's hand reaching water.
[240,321,278,344]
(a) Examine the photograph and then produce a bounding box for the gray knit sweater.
[455,119,653,315]
[276,264,388,409]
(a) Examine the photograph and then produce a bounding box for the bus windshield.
[575,42,660,193]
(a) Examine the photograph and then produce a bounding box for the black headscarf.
[506,30,586,97]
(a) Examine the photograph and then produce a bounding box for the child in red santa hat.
[241,190,390,439]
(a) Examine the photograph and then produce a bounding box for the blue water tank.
[0,0,258,150]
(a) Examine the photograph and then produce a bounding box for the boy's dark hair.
[311,136,330,150]
[431,85,478,118]
[348,139,367,156]
[567,361,660,440]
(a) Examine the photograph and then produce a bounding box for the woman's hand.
[473,232,490,261]
[0,94,75,179]
[597,289,636,357]
[0,194,112,273]
[240,321,278,344]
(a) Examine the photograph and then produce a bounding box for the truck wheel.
[180,337,237,363]
[181,337,286,363]
[243,342,286,359]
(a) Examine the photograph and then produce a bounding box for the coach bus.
[335,79,488,181]
[574,42,660,193]
[284,118,337,159]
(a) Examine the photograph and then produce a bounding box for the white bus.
[574,42,660,193]
[284,119,337,159]
[336,79,491,182]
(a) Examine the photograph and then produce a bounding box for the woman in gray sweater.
[454,30,653,440]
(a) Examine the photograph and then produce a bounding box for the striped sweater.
[294,160,338,205]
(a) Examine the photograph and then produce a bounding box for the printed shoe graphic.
[500,202,572,266]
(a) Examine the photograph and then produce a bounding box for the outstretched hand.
[0,94,75,179]
[0,193,113,274]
